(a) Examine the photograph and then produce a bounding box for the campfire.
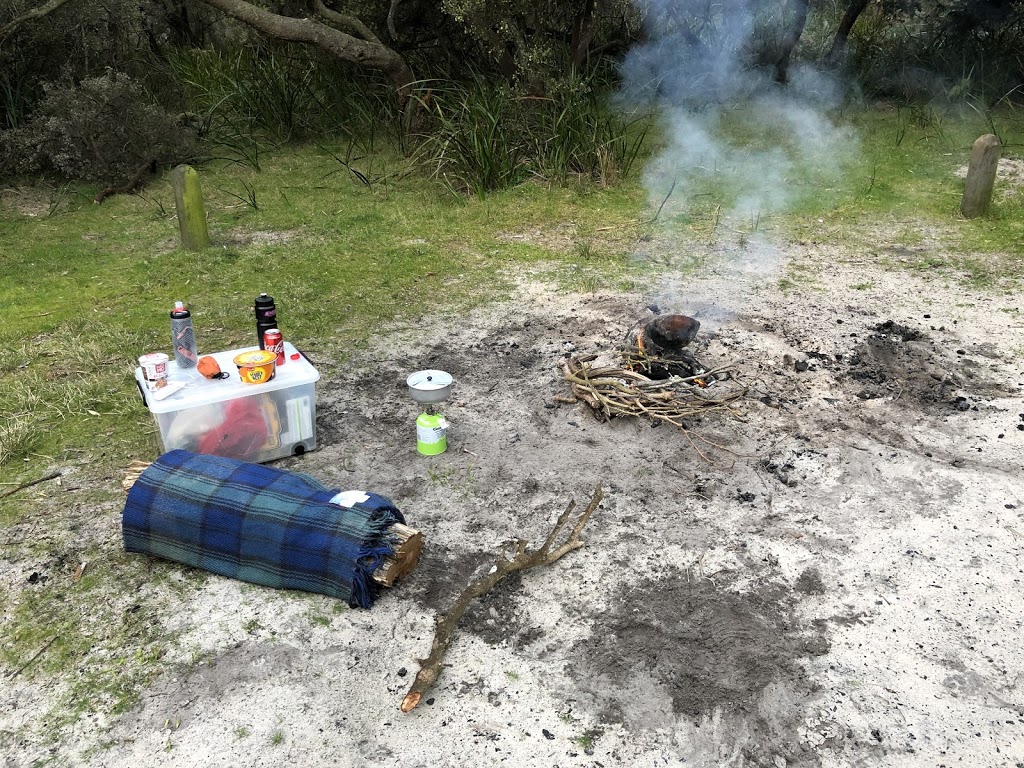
[624,313,715,385]
[560,313,746,455]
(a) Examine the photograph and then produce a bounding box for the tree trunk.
[827,0,871,66]
[773,0,810,84]
[194,0,414,103]
[571,0,596,68]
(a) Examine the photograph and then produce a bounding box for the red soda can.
[263,328,285,365]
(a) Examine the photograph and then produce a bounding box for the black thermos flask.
[255,293,277,349]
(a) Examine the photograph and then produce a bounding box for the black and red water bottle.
[170,301,198,368]
[255,292,277,349]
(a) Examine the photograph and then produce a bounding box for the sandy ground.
[3,241,1024,767]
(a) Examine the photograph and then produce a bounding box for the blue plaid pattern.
[123,450,405,608]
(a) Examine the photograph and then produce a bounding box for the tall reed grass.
[529,74,650,185]
[167,46,650,195]
[168,43,400,166]
[413,69,652,196]
[412,76,528,197]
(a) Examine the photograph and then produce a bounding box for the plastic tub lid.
[136,342,319,414]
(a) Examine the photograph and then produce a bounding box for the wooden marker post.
[171,164,210,250]
[960,134,1001,218]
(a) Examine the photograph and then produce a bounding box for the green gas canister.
[416,412,449,455]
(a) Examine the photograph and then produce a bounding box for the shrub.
[529,66,650,185]
[0,72,198,183]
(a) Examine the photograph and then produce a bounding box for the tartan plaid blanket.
[123,450,405,608]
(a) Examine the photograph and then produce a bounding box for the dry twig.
[0,471,62,499]
[7,636,57,680]
[562,355,745,427]
[400,484,604,713]
[561,354,748,465]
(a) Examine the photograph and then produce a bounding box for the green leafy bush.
[0,72,198,183]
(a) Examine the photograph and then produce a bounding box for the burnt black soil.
[569,567,829,723]
[842,321,1004,409]
[399,548,544,650]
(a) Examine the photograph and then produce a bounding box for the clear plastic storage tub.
[135,342,320,462]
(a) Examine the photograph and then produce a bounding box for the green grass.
[787,104,1024,265]
[3,105,1022,481]
[0,551,179,733]
[636,102,1023,274]
[0,145,645,481]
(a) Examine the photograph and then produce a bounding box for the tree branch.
[195,0,413,100]
[0,0,76,44]
[827,0,871,65]
[400,484,604,712]
[93,156,157,204]
[312,0,379,44]
[387,0,400,40]
[0,471,61,498]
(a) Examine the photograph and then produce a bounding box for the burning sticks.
[561,353,746,433]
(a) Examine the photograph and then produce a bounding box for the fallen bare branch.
[401,483,604,713]
[93,158,157,204]
[0,471,62,499]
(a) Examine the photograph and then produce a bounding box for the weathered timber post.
[171,165,209,251]
[960,134,1001,218]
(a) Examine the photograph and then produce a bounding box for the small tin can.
[139,352,169,390]
[263,328,285,366]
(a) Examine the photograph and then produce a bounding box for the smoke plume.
[619,0,859,323]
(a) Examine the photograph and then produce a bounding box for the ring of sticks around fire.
[560,313,748,463]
